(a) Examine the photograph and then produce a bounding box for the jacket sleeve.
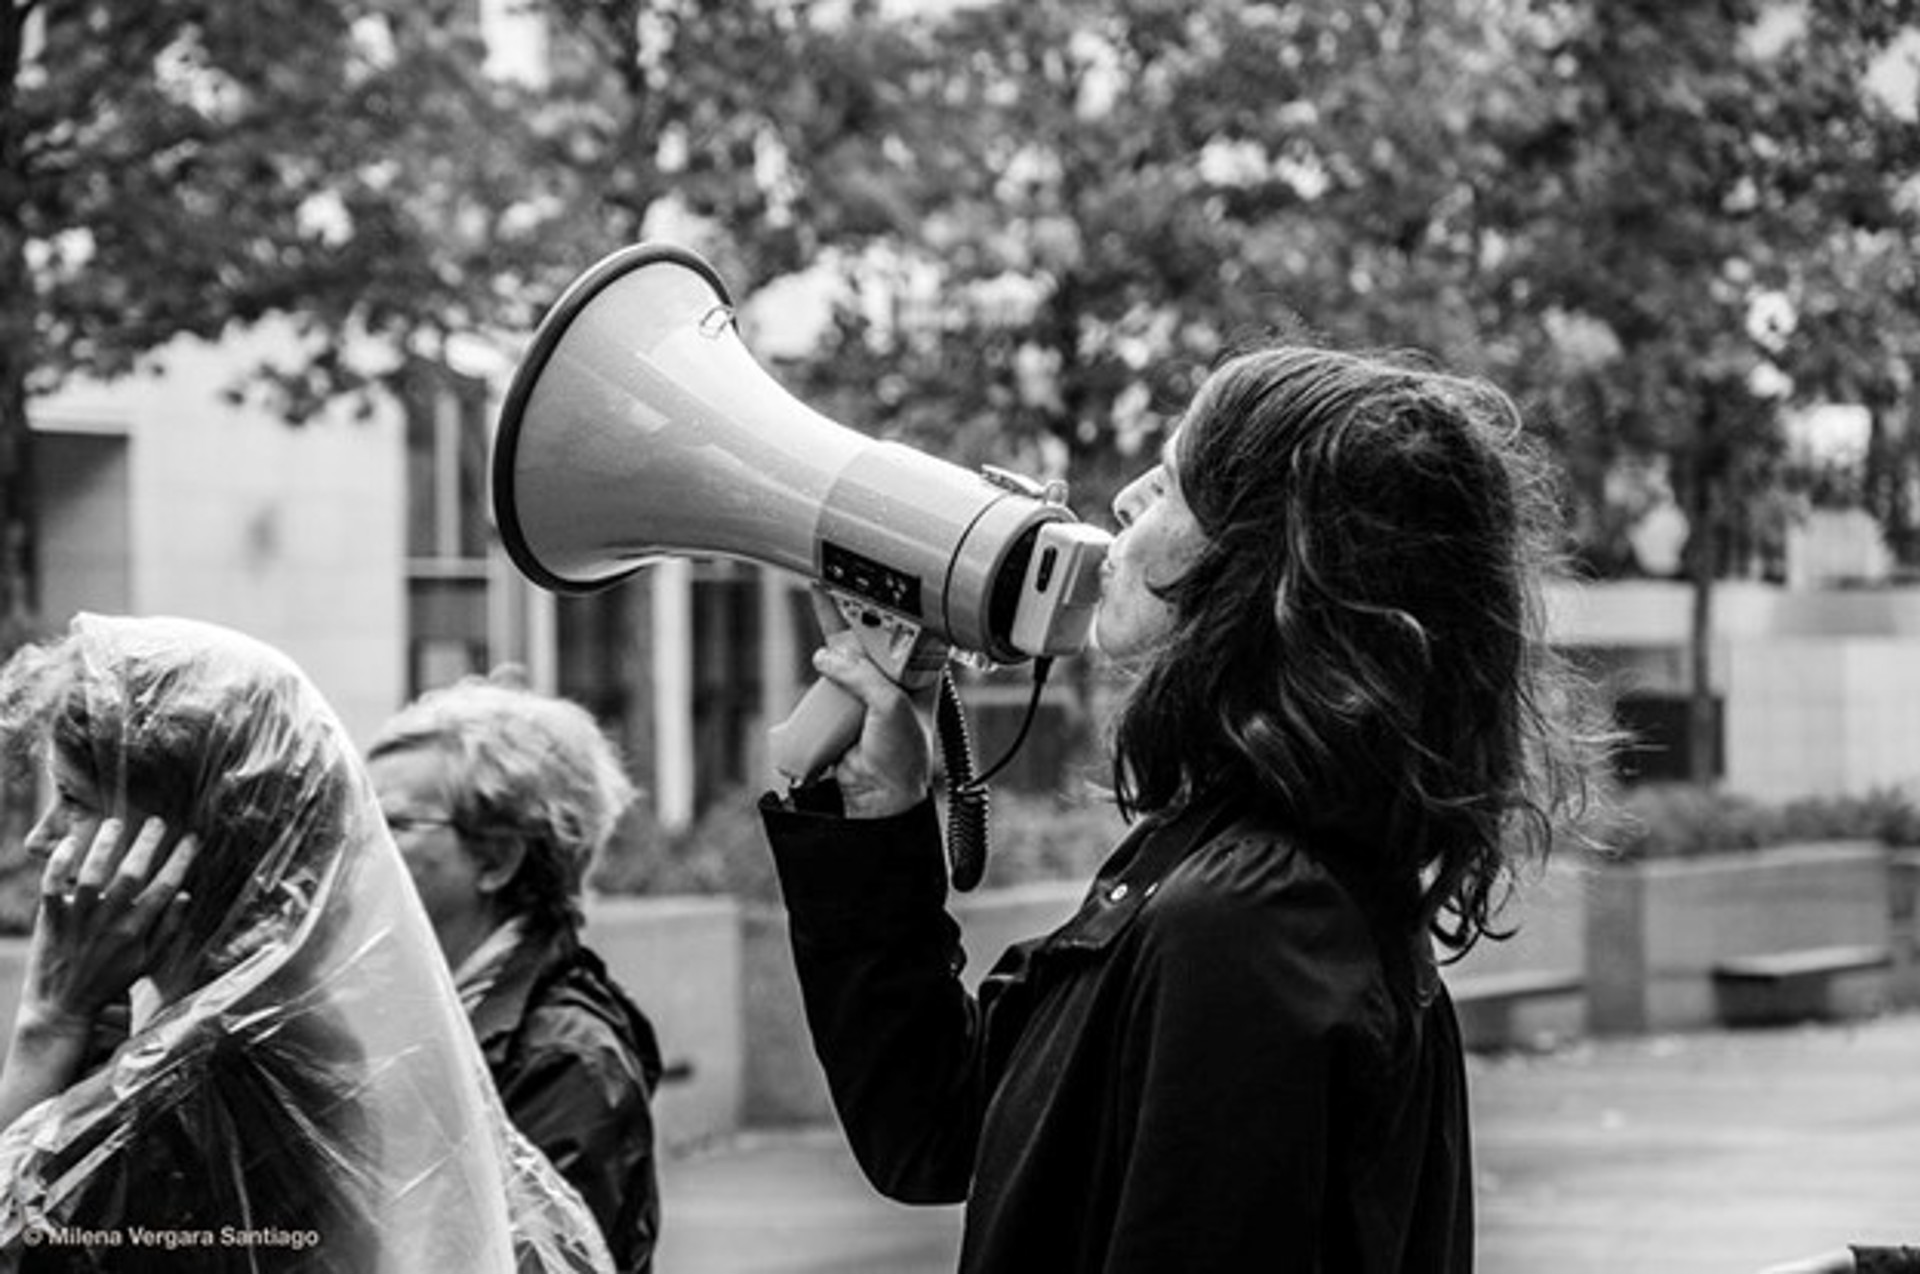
[1102,846,1392,1271]
[1855,1247,1920,1274]
[760,794,985,1204]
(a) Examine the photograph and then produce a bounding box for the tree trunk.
[1683,470,1719,787]
[1,3,36,629]
[0,350,32,630]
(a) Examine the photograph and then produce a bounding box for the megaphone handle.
[769,677,869,784]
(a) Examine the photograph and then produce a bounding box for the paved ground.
[655,1010,1920,1273]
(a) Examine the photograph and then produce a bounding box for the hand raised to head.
[28,816,199,1033]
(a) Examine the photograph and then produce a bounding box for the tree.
[1,0,862,807]
[749,0,1920,793]
[784,1,1542,511]
[0,0,556,627]
[1478,0,1920,782]
[742,0,1553,768]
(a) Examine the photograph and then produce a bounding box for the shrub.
[589,780,1131,901]
[1604,782,1920,861]
[971,786,1129,887]
[590,787,781,902]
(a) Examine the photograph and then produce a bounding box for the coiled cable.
[935,657,1055,892]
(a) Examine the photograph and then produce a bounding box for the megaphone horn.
[492,243,1109,782]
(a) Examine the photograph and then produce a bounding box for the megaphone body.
[492,244,1109,781]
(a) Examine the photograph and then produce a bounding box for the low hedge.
[589,782,1129,903]
[588,777,1920,893]
[1602,782,1920,860]
[4,779,1912,937]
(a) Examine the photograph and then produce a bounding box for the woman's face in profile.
[24,750,165,866]
[1094,427,1207,662]
[25,751,108,865]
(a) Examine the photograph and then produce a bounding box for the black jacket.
[472,929,665,1274]
[761,790,1474,1274]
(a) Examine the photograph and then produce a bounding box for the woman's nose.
[22,810,63,862]
[1111,476,1146,529]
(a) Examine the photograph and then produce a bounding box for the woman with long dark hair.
[761,345,1606,1272]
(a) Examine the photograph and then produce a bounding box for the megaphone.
[492,243,1109,784]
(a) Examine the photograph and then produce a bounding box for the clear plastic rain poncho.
[0,614,615,1272]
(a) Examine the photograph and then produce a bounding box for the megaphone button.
[1035,547,1059,593]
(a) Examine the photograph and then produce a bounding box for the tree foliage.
[8,0,1920,795]
[1469,1,1920,775]
[780,1,1559,520]
[2,0,514,620]
[0,0,843,626]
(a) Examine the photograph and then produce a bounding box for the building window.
[691,564,766,807]
[404,366,494,696]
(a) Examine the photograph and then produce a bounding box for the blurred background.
[2,1,1918,1268]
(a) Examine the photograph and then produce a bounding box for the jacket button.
[1107,882,1130,902]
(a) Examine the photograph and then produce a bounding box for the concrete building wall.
[1726,639,1920,800]
[32,326,407,747]
[1546,579,1920,801]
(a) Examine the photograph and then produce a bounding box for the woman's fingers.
[129,832,198,923]
[72,816,131,899]
[39,818,193,927]
[100,818,169,908]
[809,586,852,639]
[813,630,901,710]
[39,817,112,906]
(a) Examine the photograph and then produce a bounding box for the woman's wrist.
[10,1001,98,1049]
[840,781,930,821]
[0,1005,98,1131]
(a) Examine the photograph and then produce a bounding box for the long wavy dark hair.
[1110,346,1607,952]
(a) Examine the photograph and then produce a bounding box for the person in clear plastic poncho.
[0,614,615,1273]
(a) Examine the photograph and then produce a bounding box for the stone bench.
[1448,968,1586,1051]
[1711,944,1893,1027]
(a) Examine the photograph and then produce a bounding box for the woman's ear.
[473,837,529,898]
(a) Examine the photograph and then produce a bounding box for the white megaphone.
[492,243,1110,784]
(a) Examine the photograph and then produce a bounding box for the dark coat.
[471,930,665,1274]
[760,790,1474,1274]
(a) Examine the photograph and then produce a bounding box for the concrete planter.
[1441,860,1593,1050]
[2,848,1909,1148]
[1584,841,1894,1034]
[584,895,746,1151]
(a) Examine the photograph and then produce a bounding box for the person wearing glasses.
[369,676,663,1274]
[0,614,614,1272]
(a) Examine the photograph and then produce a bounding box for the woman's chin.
[1087,618,1139,666]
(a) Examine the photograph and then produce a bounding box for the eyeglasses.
[383,812,459,836]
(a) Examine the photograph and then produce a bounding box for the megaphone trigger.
[769,589,950,784]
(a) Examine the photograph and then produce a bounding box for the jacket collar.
[468,926,576,1050]
[1045,792,1249,954]
[1037,790,1444,1003]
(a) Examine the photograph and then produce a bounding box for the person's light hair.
[369,676,637,937]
